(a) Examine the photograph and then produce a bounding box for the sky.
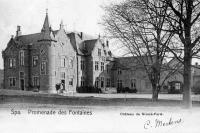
[0,0,123,69]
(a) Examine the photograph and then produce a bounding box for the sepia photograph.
[0,0,200,133]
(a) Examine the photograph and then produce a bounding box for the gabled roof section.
[67,32,78,52]
[52,30,59,35]
[81,39,98,55]
[66,31,98,55]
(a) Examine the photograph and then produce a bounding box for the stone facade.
[111,57,152,93]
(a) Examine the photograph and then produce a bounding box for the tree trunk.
[152,84,159,102]
[183,50,192,108]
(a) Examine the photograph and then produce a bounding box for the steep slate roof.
[66,32,98,55]
[112,56,156,70]
[82,39,98,55]
[16,33,41,44]
[13,29,99,56]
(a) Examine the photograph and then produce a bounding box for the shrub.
[117,87,124,93]
[76,86,101,93]
[117,87,137,93]
[128,89,137,93]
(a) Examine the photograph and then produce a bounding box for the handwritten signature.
[144,117,182,129]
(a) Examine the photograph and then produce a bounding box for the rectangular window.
[95,77,99,88]
[33,76,39,87]
[95,61,99,71]
[32,56,38,67]
[9,77,16,87]
[61,72,65,79]
[61,57,66,67]
[98,49,101,56]
[101,62,104,71]
[106,65,109,73]
[101,77,104,88]
[19,71,25,79]
[131,79,136,89]
[175,83,181,90]
[81,76,85,87]
[69,78,73,86]
[19,50,24,66]
[81,60,85,70]
[9,58,16,68]
[41,61,47,75]
[69,58,73,68]
[104,50,107,56]
[106,78,111,87]
[117,79,122,88]
[117,68,122,75]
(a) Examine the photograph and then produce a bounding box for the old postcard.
[0,0,200,133]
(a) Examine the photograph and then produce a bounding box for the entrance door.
[20,79,25,90]
[19,72,25,91]
[61,80,65,90]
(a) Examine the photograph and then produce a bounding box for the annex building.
[4,12,197,94]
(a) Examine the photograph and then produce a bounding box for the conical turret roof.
[38,10,56,42]
[41,11,50,33]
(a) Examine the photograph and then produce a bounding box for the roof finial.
[45,0,49,15]
[46,8,48,15]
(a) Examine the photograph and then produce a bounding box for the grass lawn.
[0,89,200,133]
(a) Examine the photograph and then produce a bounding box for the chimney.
[80,32,83,39]
[16,25,22,37]
[106,40,109,47]
[60,20,64,30]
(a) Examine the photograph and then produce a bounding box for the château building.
[3,11,192,94]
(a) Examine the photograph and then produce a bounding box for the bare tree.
[101,0,180,101]
[162,0,200,108]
